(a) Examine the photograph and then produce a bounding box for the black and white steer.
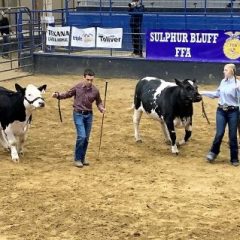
[133,77,202,154]
[0,83,47,162]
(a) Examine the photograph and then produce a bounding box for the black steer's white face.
[25,84,46,108]
[15,83,47,109]
[176,79,202,103]
[0,83,47,162]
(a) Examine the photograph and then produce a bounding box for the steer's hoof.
[12,158,19,163]
[136,139,143,143]
[171,145,179,155]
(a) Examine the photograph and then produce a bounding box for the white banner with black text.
[46,26,123,49]
[46,26,70,47]
[96,27,123,48]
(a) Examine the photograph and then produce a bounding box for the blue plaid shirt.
[201,77,240,107]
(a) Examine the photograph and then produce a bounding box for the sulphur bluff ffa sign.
[146,29,240,62]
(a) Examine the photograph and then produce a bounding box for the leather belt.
[218,104,238,111]
[76,110,93,115]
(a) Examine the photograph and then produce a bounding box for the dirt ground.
[0,75,240,240]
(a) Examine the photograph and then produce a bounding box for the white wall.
[20,0,32,8]
[0,0,79,9]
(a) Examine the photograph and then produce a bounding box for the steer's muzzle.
[194,94,202,102]
[39,102,45,107]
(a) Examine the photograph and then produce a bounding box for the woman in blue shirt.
[201,63,240,166]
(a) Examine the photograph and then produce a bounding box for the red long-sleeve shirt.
[58,82,104,112]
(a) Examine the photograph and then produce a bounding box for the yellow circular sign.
[223,38,240,60]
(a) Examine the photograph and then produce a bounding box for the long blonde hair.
[224,63,236,77]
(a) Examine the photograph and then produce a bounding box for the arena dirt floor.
[0,75,240,240]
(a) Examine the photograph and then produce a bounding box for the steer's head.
[175,78,202,103]
[15,83,47,109]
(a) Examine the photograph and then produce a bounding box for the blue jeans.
[210,108,239,162]
[73,111,93,162]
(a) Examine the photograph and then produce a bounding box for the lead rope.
[58,98,63,122]
[234,71,240,110]
[56,92,63,122]
[234,72,240,144]
[201,100,210,124]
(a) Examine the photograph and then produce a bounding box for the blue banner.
[146,29,240,62]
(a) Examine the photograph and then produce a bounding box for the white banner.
[71,27,95,48]
[46,26,70,47]
[96,28,123,48]
[41,16,55,24]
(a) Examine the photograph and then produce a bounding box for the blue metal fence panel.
[35,5,240,55]
[66,11,240,51]
[67,11,240,30]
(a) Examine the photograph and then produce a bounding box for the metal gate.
[0,7,34,82]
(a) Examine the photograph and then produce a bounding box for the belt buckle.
[82,110,90,115]
[223,104,228,111]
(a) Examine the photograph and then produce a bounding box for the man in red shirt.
[52,69,105,168]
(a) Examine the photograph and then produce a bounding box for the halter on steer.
[24,96,44,105]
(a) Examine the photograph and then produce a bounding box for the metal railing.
[33,8,240,59]
[75,0,240,9]
[0,7,35,81]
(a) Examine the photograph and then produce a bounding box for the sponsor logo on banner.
[71,27,95,47]
[96,28,123,48]
[223,31,240,60]
[46,26,70,47]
